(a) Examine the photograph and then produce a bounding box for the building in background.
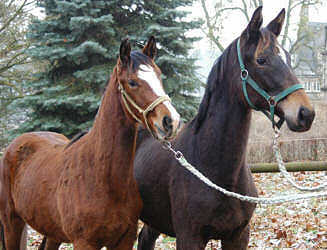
[293,3,327,99]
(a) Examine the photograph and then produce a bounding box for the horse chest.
[169,165,256,237]
[58,197,140,242]
[56,174,142,240]
[213,198,254,229]
[197,183,257,239]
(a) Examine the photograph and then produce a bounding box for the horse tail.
[38,236,47,250]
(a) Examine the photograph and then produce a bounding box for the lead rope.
[273,127,327,191]
[161,137,327,204]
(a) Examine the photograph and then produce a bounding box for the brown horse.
[0,36,180,249]
[134,8,315,250]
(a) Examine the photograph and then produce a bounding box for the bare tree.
[0,0,36,150]
[0,0,35,99]
[200,0,321,55]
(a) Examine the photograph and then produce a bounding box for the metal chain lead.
[273,127,327,191]
[161,140,327,205]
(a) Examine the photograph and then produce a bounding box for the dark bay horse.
[134,8,315,250]
[0,37,180,249]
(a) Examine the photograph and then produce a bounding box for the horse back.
[2,132,68,177]
[1,131,69,196]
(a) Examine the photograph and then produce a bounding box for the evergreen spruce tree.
[13,0,201,138]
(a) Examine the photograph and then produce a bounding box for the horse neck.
[88,68,138,185]
[192,42,252,189]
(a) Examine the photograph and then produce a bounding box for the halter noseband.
[118,81,171,137]
[236,38,304,129]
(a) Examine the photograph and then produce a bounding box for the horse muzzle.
[279,89,315,132]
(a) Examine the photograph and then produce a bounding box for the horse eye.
[128,80,138,87]
[256,58,266,65]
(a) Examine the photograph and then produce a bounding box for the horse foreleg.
[112,225,138,250]
[174,230,207,250]
[175,236,207,250]
[137,224,160,250]
[1,214,25,250]
[38,236,47,250]
[42,238,60,250]
[221,224,250,250]
[38,236,60,250]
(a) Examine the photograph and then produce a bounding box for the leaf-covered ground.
[27,170,327,249]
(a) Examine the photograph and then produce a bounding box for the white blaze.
[138,64,165,96]
[164,100,180,122]
[138,64,180,121]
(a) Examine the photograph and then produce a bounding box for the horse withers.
[0,37,180,249]
[134,7,315,250]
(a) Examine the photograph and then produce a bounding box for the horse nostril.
[298,106,315,128]
[162,115,173,133]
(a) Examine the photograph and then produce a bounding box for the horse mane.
[192,40,237,133]
[65,130,89,149]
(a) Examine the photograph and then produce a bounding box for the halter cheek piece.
[236,39,304,129]
[118,81,171,137]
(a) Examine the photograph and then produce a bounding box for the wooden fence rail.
[250,161,327,173]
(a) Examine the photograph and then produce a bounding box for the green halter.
[236,38,304,129]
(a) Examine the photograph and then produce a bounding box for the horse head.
[239,7,315,131]
[116,37,180,140]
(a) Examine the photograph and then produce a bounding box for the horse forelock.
[102,50,154,93]
[257,29,270,49]
[130,51,153,72]
[255,29,281,58]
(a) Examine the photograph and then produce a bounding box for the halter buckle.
[240,69,248,81]
[268,96,276,106]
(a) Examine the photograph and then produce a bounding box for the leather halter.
[236,38,304,129]
[118,81,171,137]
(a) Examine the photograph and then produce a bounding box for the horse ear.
[267,8,285,37]
[119,38,131,67]
[142,36,157,59]
[243,6,263,43]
